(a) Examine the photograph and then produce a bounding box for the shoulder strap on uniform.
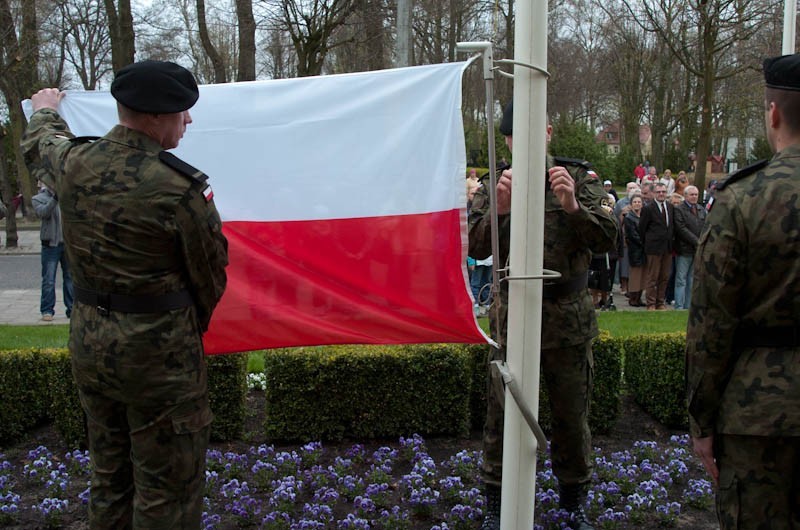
[715,159,768,191]
[553,156,592,171]
[158,151,209,184]
[69,136,101,144]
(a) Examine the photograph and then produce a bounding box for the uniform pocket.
[170,406,213,484]
[715,467,739,530]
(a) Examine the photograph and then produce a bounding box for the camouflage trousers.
[715,434,800,530]
[481,340,594,488]
[70,310,212,530]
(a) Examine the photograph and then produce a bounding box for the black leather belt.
[542,273,588,300]
[74,285,194,316]
[736,326,800,348]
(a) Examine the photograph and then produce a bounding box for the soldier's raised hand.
[30,88,64,112]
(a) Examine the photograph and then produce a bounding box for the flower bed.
[0,432,713,529]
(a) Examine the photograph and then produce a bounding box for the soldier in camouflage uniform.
[686,54,800,530]
[21,60,228,529]
[469,102,617,530]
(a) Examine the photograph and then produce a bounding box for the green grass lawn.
[0,311,688,358]
[477,309,688,338]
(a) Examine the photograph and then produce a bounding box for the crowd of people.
[598,166,711,311]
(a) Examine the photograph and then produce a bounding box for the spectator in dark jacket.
[638,182,674,310]
[672,185,706,309]
[623,195,645,306]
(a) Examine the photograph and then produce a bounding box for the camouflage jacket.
[21,109,228,333]
[468,155,618,349]
[686,145,800,438]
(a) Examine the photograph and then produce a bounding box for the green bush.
[263,344,472,442]
[466,344,489,432]
[624,332,687,428]
[207,353,249,441]
[47,349,86,448]
[0,350,52,444]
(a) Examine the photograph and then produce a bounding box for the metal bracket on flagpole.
[491,360,548,450]
[492,58,551,80]
[498,268,561,282]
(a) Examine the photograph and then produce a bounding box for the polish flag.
[25,62,488,353]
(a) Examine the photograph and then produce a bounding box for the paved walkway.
[0,228,73,325]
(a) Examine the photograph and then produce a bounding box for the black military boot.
[480,484,501,530]
[559,484,595,530]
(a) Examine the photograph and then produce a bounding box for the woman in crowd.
[623,194,646,306]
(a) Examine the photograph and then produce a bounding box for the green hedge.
[0,348,248,447]
[263,344,473,442]
[1,332,690,445]
[624,332,687,429]
[0,349,53,444]
[47,349,86,447]
[207,353,249,441]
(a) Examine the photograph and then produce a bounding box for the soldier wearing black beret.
[22,60,228,529]
[687,53,800,529]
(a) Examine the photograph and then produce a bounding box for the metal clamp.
[500,268,562,282]
[491,360,548,450]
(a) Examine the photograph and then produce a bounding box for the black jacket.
[638,200,674,255]
[624,212,645,267]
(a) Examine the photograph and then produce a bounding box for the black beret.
[763,54,800,92]
[499,101,513,136]
[111,60,199,114]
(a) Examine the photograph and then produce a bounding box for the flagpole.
[500,0,548,527]
[783,0,796,54]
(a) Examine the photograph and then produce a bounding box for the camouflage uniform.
[686,148,800,529]
[468,155,617,490]
[22,108,228,529]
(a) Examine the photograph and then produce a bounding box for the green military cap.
[111,60,199,114]
[763,54,800,91]
[499,101,513,136]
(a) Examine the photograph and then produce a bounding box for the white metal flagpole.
[500,0,549,527]
[783,0,797,54]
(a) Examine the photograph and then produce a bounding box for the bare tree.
[103,0,135,70]
[595,2,652,168]
[0,0,40,230]
[235,0,256,80]
[328,0,391,73]
[620,0,777,191]
[56,0,113,89]
[197,0,229,82]
[275,0,357,77]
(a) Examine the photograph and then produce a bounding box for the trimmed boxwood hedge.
[262,344,473,442]
[1,331,687,446]
[623,332,687,429]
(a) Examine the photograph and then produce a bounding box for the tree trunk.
[235,0,256,81]
[196,0,228,83]
[0,127,18,248]
[104,0,135,71]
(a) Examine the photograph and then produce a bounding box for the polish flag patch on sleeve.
[203,185,214,202]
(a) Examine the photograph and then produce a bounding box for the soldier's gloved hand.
[548,166,580,214]
[496,168,512,215]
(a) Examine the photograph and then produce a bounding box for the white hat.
[603,179,612,186]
